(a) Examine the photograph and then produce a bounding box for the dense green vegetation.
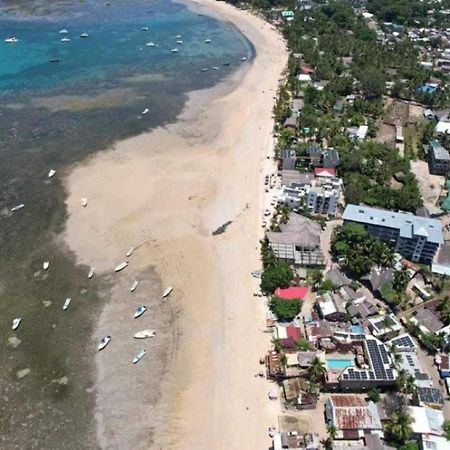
[269,296,302,321]
[331,223,395,276]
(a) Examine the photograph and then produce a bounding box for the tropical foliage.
[307,356,327,383]
[331,223,395,276]
[269,296,302,321]
[385,410,413,446]
[261,263,293,294]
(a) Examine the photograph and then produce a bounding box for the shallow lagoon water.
[0,0,252,447]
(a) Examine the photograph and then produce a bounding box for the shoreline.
[62,0,288,448]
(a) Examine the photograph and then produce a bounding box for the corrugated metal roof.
[329,395,382,430]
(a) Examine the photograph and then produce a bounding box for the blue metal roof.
[343,204,443,244]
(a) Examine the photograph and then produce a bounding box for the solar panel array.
[390,334,415,349]
[341,338,395,382]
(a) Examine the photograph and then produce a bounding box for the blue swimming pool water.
[351,324,364,333]
[326,358,355,369]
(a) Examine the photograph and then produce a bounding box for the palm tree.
[396,370,417,396]
[308,356,327,383]
[386,410,413,445]
[439,296,450,324]
[325,424,338,449]
[379,244,395,267]
[394,267,410,293]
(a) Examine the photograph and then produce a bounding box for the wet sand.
[62,0,287,448]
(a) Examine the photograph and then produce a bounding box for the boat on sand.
[162,287,173,298]
[12,317,22,330]
[114,261,128,272]
[134,305,147,318]
[81,197,88,207]
[134,329,156,339]
[88,267,95,279]
[130,280,139,292]
[98,336,111,351]
[132,349,146,364]
[126,247,134,257]
[11,203,25,212]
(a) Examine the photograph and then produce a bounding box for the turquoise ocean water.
[0,1,252,448]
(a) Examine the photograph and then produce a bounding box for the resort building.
[325,395,383,440]
[342,204,443,264]
[367,314,402,341]
[316,292,346,322]
[267,214,325,266]
[279,175,343,216]
[428,139,450,175]
[325,335,396,390]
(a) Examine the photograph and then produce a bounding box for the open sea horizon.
[0,0,253,447]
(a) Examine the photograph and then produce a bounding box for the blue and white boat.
[132,349,146,364]
[134,305,147,318]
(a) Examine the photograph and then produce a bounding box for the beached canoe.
[134,305,147,319]
[130,280,139,292]
[126,247,135,257]
[114,261,128,272]
[88,267,95,279]
[132,349,146,364]
[162,287,173,298]
[134,329,156,339]
[63,298,71,310]
[98,336,111,351]
[12,317,22,330]
[11,203,25,212]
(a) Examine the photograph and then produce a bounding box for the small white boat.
[132,349,146,364]
[5,37,18,43]
[80,33,89,38]
[98,336,111,351]
[162,286,173,298]
[146,41,155,47]
[48,169,56,178]
[142,27,149,31]
[63,298,71,310]
[81,197,88,207]
[142,108,149,115]
[201,68,208,72]
[241,56,247,62]
[130,280,139,292]
[43,261,50,270]
[134,329,156,339]
[175,34,182,38]
[126,247,135,257]
[114,261,128,272]
[59,29,69,34]
[171,48,179,53]
[176,40,183,44]
[11,203,25,212]
[212,66,219,70]
[88,267,95,279]
[204,39,212,44]
[12,317,22,330]
[134,305,147,319]
[61,37,71,42]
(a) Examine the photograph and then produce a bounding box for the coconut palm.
[386,410,413,445]
[396,369,416,396]
[394,267,410,293]
[308,356,327,383]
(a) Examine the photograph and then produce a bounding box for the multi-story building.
[279,176,342,216]
[342,204,443,264]
[428,139,450,175]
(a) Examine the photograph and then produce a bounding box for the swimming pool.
[351,325,364,333]
[326,358,355,369]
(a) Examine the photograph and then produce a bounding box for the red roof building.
[275,286,309,300]
[314,167,336,177]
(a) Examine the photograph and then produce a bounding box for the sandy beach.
[63,0,287,448]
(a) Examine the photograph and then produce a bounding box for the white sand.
[62,0,287,448]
